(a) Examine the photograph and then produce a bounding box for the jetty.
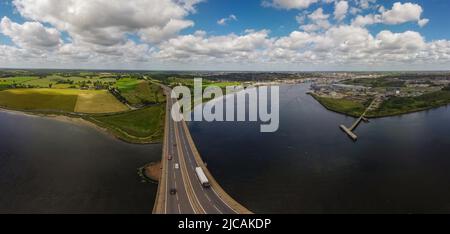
[340,99,377,141]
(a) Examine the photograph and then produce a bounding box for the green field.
[0,77,38,89]
[116,78,165,106]
[344,78,406,88]
[367,90,450,117]
[166,77,241,90]
[21,76,117,89]
[88,105,165,143]
[0,89,128,113]
[311,94,368,117]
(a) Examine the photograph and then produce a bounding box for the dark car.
[168,154,173,160]
[170,188,177,195]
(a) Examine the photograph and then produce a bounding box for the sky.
[0,0,450,71]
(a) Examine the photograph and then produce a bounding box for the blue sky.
[1,0,450,70]
[182,0,450,39]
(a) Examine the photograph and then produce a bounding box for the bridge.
[153,85,252,214]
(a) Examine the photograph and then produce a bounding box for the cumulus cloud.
[155,30,272,62]
[299,8,331,32]
[0,16,61,51]
[381,2,426,25]
[352,2,429,27]
[12,0,200,45]
[334,1,349,21]
[153,23,450,70]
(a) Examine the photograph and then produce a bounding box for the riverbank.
[309,93,367,118]
[138,161,162,184]
[0,107,164,144]
[310,90,450,119]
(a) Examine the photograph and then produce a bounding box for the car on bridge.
[170,188,177,195]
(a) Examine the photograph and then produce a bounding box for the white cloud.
[334,1,349,21]
[12,0,200,45]
[155,30,272,63]
[352,2,429,27]
[357,0,377,10]
[0,16,61,51]
[418,18,430,28]
[382,2,423,24]
[217,15,238,26]
[299,8,330,32]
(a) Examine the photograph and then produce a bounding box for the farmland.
[0,70,247,143]
[0,89,128,113]
[0,89,79,112]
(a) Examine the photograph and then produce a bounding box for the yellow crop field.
[75,90,129,113]
[0,89,128,113]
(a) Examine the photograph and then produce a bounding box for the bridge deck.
[153,85,252,214]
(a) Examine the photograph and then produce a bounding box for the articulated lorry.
[195,167,211,188]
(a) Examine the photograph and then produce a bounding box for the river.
[0,111,161,213]
[189,83,450,213]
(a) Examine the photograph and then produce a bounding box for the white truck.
[195,167,211,188]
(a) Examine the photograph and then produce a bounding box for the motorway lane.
[160,85,241,214]
[176,120,238,214]
[165,97,195,214]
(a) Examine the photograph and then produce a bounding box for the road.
[154,85,251,214]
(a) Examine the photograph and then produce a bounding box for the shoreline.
[0,107,160,145]
[308,92,450,119]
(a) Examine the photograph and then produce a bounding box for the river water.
[0,111,161,213]
[189,84,450,213]
[2,83,450,213]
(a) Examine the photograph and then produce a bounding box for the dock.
[340,125,358,141]
[339,99,377,141]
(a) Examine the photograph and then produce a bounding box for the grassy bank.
[312,89,450,118]
[116,79,165,106]
[310,94,368,117]
[87,105,165,144]
[366,90,450,117]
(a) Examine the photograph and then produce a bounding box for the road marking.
[175,122,206,214]
[211,187,238,214]
[213,205,223,214]
[205,193,212,202]
[174,123,204,214]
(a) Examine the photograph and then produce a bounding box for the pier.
[340,99,377,141]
